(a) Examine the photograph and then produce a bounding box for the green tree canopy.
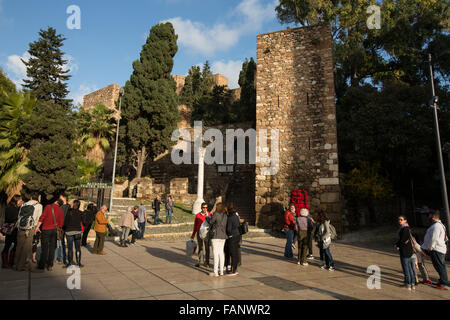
[119,22,180,178]
[22,27,72,110]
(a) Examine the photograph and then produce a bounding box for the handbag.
[51,205,64,240]
[0,223,15,236]
[239,221,248,235]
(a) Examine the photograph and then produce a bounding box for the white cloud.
[64,54,79,74]
[70,84,98,107]
[5,52,30,89]
[211,60,243,89]
[164,17,239,56]
[163,0,277,56]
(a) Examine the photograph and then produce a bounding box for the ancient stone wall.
[255,25,341,231]
[82,84,121,118]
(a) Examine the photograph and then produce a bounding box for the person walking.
[119,207,135,247]
[1,195,22,268]
[421,210,449,290]
[191,203,211,268]
[153,195,161,225]
[165,195,175,224]
[295,208,314,266]
[137,201,147,239]
[307,214,316,260]
[92,205,110,255]
[395,215,416,290]
[14,192,42,271]
[58,194,70,266]
[33,199,64,272]
[282,204,296,259]
[130,208,139,246]
[209,203,228,277]
[63,200,84,267]
[316,210,335,271]
[226,204,241,276]
[81,203,96,247]
[411,233,430,284]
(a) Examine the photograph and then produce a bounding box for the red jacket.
[192,211,211,238]
[39,203,64,231]
[283,210,296,230]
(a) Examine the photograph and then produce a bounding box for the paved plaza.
[0,236,449,300]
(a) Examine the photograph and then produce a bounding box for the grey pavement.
[0,237,449,300]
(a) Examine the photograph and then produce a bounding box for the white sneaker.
[320,265,326,269]
[328,266,335,271]
[307,255,314,260]
[302,262,308,266]
[297,261,300,265]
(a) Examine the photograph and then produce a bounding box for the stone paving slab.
[0,237,449,300]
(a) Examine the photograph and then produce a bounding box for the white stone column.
[192,146,205,214]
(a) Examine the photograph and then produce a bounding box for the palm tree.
[0,91,36,202]
[76,157,103,183]
[76,104,116,163]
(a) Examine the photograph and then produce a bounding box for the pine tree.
[22,27,72,110]
[238,57,256,123]
[18,27,77,200]
[119,22,179,179]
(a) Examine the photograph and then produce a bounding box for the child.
[412,235,430,284]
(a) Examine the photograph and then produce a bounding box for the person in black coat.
[395,215,416,290]
[2,195,22,268]
[153,195,161,225]
[81,203,96,247]
[63,200,85,267]
[226,204,241,276]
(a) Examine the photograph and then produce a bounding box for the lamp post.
[428,53,450,237]
[192,145,206,215]
[109,87,125,212]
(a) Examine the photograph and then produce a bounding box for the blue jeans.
[320,246,334,268]
[165,209,173,224]
[400,256,416,286]
[54,236,66,263]
[138,222,146,239]
[283,229,294,258]
[154,210,160,224]
[66,234,81,264]
[430,251,449,286]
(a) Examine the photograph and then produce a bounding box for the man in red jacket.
[33,198,64,272]
[191,203,211,268]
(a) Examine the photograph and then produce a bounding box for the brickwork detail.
[255,25,341,230]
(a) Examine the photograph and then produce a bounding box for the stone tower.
[255,24,341,230]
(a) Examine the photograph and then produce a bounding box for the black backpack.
[16,204,36,231]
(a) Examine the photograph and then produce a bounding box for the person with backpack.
[282,204,296,259]
[13,192,42,271]
[209,203,228,277]
[1,195,23,268]
[165,195,175,224]
[226,204,241,276]
[33,199,64,272]
[153,195,161,225]
[81,203,96,247]
[191,202,211,268]
[63,200,84,267]
[421,210,449,290]
[295,208,314,266]
[316,210,335,271]
[395,215,416,290]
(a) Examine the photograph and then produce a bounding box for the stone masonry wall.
[82,84,121,118]
[255,25,341,231]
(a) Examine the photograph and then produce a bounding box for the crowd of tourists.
[190,202,243,277]
[1,193,111,272]
[282,203,336,271]
[395,210,449,290]
[1,191,449,292]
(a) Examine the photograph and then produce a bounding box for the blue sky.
[0,0,294,106]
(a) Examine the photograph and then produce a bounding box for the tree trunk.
[136,145,147,179]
